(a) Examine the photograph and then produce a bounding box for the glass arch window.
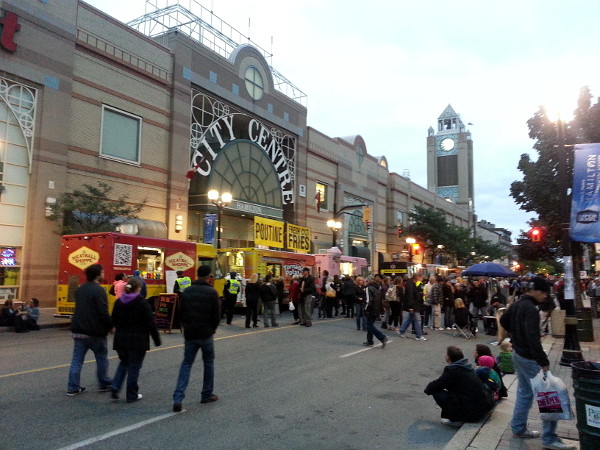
[208,141,283,209]
[244,66,264,101]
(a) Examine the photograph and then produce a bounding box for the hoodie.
[425,357,494,422]
[119,292,139,304]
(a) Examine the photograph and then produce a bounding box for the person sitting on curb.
[424,345,494,427]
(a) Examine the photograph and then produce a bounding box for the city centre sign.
[190,113,294,204]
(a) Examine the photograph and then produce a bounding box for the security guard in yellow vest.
[174,271,192,295]
[223,272,241,325]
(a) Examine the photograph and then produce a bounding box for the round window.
[244,66,264,101]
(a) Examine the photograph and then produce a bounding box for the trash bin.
[571,361,600,450]
[577,308,595,342]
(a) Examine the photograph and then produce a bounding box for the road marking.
[339,339,392,358]
[58,411,178,450]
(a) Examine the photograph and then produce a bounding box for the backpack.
[385,285,397,302]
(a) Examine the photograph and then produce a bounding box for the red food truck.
[55,232,216,317]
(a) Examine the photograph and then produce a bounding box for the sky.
[86,0,600,242]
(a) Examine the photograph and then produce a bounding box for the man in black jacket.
[172,265,220,412]
[67,264,113,396]
[397,273,427,341]
[500,277,575,449]
[425,346,494,426]
[299,267,316,327]
[363,277,388,347]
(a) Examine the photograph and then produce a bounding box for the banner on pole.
[203,214,217,245]
[570,143,600,243]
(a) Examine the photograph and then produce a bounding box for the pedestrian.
[131,270,147,299]
[110,276,161,403]
[342,276,356,318]
[431,276,444,330]
[332,274,342,317]
[397,273,427,341]
[386,277,403,331]
[260,274,279,327]
[442,279,454,329]
[111,273,127,299]
[354,276,367,331]
[173,270,192,296]
[423,275,435,328]
[324,276,336,318]
[299,267,316,327]
[363,277,388,347]
[500,276,575,449]
[318,270,329,319]
[66,264,113,396]
[223,271,241,325]
[424,345,494,427]
[244,273,260,328]
[288,274,301,324]
[172,265,220,412]
[275,276,285,313]
[380,276,391,329]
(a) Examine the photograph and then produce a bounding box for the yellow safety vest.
[176,277,192,291]
[227,279,241,294]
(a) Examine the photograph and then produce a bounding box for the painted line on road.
[339,339,392,358]
[0,319,347,379]
[57,411,178,450]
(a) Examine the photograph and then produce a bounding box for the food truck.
[214,247,315,306]
[312,247,368,279]
[56,232,216,317]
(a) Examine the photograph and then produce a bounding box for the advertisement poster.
[203,213,217,245]
[570,143,600,242]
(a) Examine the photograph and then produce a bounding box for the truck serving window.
[137,246,164,280]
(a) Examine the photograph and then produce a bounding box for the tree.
[47,182,145,235]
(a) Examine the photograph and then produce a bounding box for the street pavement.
[1,312,598,449]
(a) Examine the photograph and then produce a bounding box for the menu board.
[155,294,179,333]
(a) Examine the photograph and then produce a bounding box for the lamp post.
[406,237,416,262]
[207,189,232,250]
[326,219,342,248]
[552,115,584,366]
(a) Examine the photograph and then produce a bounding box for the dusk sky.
[86,0,600,241]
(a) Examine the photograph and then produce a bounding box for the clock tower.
[427,104,474,211]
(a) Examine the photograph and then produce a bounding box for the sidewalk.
[445,318,600,450]
[0,307,70,333]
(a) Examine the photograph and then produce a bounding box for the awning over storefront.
[351,246,370,263]
[378,252,392,266]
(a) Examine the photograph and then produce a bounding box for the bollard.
[571,361,600,449]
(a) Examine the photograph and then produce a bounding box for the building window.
[244,66,264,101]
[396,210,404,227]
[100,105,141,164]
[316,182,328,210]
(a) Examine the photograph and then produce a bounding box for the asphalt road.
[0,313,476,449]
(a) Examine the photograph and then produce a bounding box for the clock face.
[440,138,455,151]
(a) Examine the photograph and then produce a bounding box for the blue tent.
[461,262,517,277]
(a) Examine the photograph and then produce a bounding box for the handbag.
[288,301,295,311]
[530,370,574,421]
[326,289,336,298]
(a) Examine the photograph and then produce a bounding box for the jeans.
[366,316,386,344]
[263,301,278,326]
[173,337,215,403]
[511,352,557,445]
[355,303,366,330]
[111,349,146,402]
[67,336,111,392]
[399,311,423,338]
[423,304,432,327]
[245,298,258,327]
[299,295,312,324]
[444,306,454,328]
[432,304,442,328]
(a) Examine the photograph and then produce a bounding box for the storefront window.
[137,246,164,280]
[0,247,20,301]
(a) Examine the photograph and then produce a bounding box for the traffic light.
[531,227,541,242]
[397,227,403,238]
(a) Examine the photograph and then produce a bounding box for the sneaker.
[173,402,182,412]
[264,324,270,328]
[363,342,373,347]
[98,385,112,392]
[542,439,577,450]
[127,393,143,403]
[513,430,540,439]
[201,394,219,404]
[415,337,427,341]
[272,323,279,327]
[398,333,407,338]
[441,418,464,427]
[111,391,119,401]
[445,327,452,330]
[67,387,87,397]
[381,337,389,349]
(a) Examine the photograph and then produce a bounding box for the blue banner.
[203,214,217,245]
[570,143,600,242]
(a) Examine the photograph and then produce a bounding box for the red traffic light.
[397,227,403,238]
[531,228,541,242]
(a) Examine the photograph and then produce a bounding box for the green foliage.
[408,206,505,265]
[47,182,145,235]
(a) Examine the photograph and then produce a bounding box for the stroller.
[453,306,477,339]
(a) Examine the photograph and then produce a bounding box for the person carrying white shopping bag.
[531,369,574,421]
[500,276,576,450]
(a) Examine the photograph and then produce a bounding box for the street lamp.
[406,237,416,262]
[207,189,232,249]
[326,219,342,248]
[548,112,584,366]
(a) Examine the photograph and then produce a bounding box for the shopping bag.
[289,301,295,311]
[530,370,574,420]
